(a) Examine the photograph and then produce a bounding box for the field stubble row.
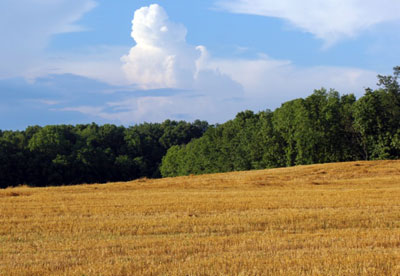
[1,160,400,275]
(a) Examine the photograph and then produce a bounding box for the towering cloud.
[216,0,400,45]
[115,4,377,124]
[122,4,203,89]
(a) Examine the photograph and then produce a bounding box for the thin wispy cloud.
[216,0,400,46]
[37,45,130,86]
[0,0,96,79]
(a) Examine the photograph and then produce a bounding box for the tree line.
[160,67,400,177]
[1,67,399,187]
[0,120,208,188]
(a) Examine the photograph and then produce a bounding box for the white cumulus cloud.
[119,4,245,123]
[216,0,400,45]
[122,4,203,89]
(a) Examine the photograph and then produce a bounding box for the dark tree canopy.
[0,120,208,188]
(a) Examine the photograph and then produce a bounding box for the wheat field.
[1,160,400,275]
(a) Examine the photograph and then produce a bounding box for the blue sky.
[1,0,400,130]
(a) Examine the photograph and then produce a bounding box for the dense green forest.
[1,67,399,188]
[0,120,208,188]
[160,66,400,177]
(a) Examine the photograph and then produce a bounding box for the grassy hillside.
[1,160,400,275]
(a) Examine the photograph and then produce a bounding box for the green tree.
[353,67,400,159]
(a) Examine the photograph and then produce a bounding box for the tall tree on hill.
[272,98,306,166]
[353,67,400,160]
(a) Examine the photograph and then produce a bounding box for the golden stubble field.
[1,160,400,276]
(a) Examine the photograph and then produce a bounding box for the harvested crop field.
[1,160,400,275]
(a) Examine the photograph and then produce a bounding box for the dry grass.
[1,160,400,275]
